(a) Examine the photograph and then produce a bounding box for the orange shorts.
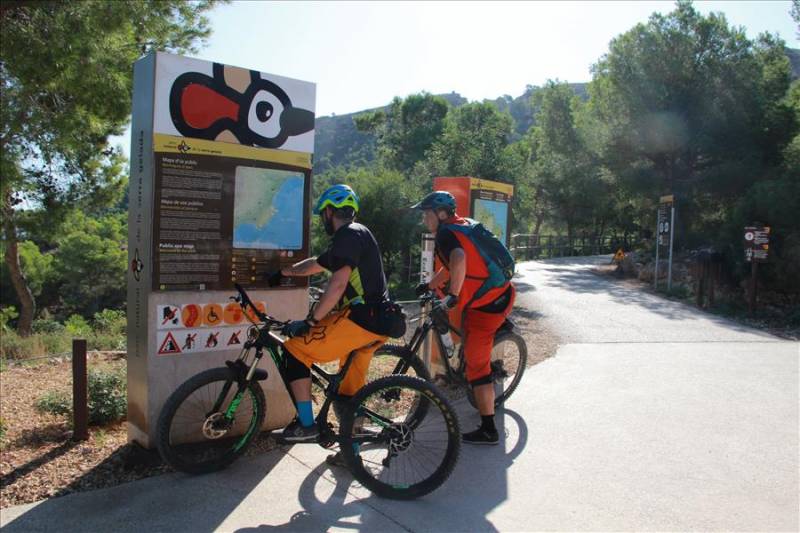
[449,286,515,383]
[283,309,387,396]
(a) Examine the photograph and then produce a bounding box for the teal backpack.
[440,218,515,301]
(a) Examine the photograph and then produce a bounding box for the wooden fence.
[510,234,636,261]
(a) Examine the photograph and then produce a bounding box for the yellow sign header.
[153,133,312,169]
[470,178,514,196]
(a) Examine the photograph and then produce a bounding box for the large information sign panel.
[152,134,311,291]
[127,52,316,447]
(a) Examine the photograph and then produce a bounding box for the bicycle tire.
[339,375,461,500]
[467,330,528,408]
[370,344,431,427]
[370,344,431,381]
[156,367,266,474]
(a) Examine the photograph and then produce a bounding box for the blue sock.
[296,401,314,427]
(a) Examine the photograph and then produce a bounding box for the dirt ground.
[0,309,559,509]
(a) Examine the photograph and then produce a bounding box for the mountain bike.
[374,290,527,409]
[156,284,461,500]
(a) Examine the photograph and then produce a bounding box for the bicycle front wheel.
[340,375,461,500]
[156,367,266,474]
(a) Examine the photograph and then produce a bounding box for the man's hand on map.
[266,270,285,287]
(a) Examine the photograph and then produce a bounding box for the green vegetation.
[1,0,221,336]
[35,368,127,426]
[1,308,126,360]
[35,390,72,418]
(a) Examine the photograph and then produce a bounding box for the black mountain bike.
[156,284,461,500]
[374,290,527,409]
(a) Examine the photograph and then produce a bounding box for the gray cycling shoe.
[278,418,320,443]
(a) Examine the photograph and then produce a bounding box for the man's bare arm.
[447,248,466,296]
[281,257,326,277]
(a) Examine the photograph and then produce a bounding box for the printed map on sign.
[473,198,508,244]
[233,166,304,250]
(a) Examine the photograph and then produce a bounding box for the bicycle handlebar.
[232,283,289,329]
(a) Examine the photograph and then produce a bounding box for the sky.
[112,0,798,152]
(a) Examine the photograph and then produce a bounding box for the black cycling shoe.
[462,426,499,445]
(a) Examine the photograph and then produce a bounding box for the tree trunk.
[2,189,35,336]
[401,245,411,283]
[533,213,544,237]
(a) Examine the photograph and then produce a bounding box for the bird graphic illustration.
[169,63,314,149]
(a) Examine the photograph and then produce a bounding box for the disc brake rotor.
[202,412,230,439]
[388,424,413,454]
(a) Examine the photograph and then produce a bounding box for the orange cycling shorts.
[449,285,516,383]
[283,308,387,396]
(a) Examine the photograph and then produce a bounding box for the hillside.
[313,48,799,173]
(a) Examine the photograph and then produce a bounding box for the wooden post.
[72,339,89,441]
[708,263,717,307]
[749,261,758,315]
[695,262,704,307]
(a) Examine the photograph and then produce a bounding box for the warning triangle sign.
[612,248,625,263]
[159,332,182,355]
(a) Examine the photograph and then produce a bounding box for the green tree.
[423,102,514,181]
[588,1,795,247]
[530,81,613,241]
[354,92,449,174]
[1,0,221,334]
[51,212,127,317]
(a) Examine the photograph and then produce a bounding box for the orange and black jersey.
[435,218,512,313]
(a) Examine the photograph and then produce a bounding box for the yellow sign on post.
[612,248,625,263]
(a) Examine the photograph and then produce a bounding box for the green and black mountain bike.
[156,284,461,500]
[374,290,528,409]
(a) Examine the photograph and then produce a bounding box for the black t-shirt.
[435,227,511,313]
[317,222,388,311]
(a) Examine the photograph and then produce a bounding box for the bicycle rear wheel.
[156,367,266,474]
[468,330,528,408]
[339,375,460,500]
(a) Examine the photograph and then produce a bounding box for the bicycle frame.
[401,302,469,387]
[219,284,404,447]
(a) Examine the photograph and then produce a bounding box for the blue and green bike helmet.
[411,190,456,212]
[314,184,360,215]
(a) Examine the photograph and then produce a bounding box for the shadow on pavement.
[1,442,286,533]
[235,401,530,532]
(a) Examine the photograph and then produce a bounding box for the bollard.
[72,339,89,441]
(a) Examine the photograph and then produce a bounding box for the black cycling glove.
[414,282,429,297]
[266,270,285,287]
[282,319,311,337]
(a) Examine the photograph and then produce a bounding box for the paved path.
[3,257,797,532]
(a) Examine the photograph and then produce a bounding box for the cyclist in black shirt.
[266,184,389,443]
